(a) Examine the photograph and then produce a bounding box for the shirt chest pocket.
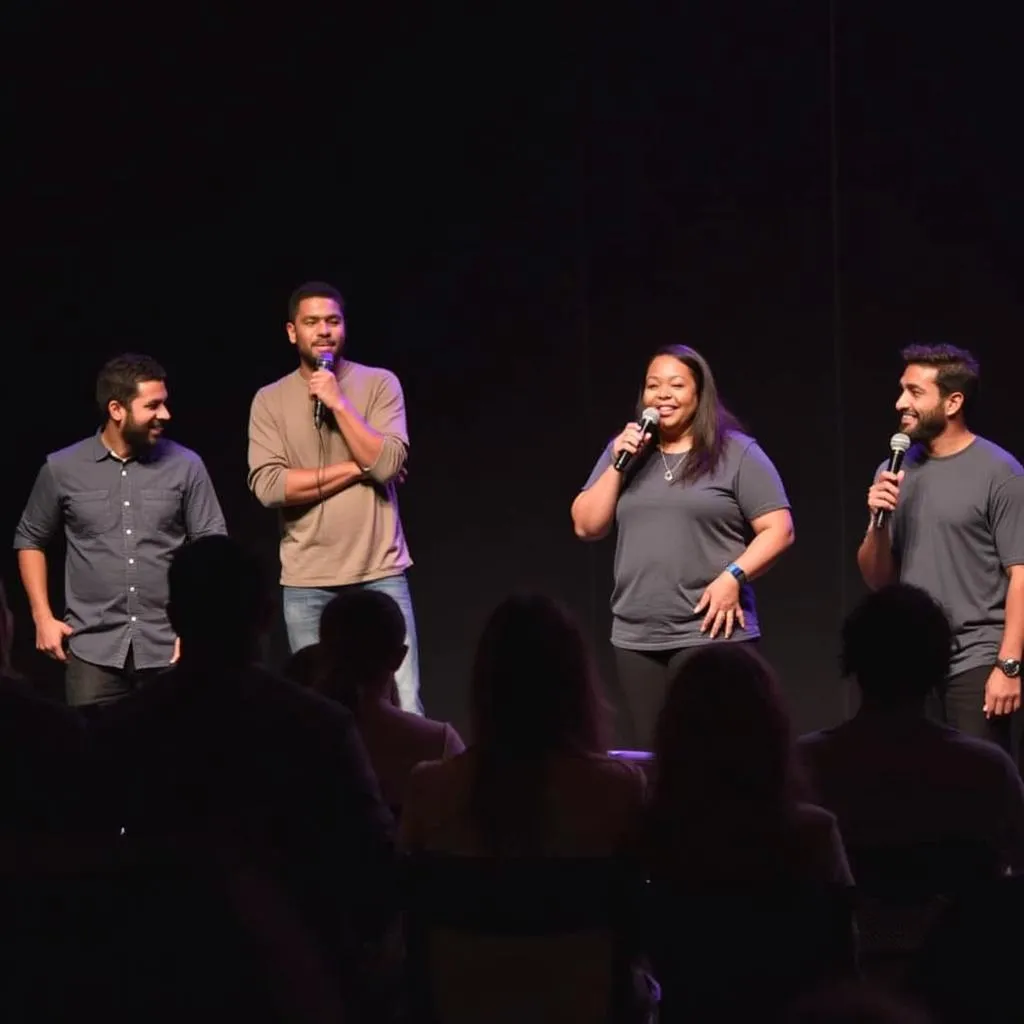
[65,490,117,539]
[141,487,183,533]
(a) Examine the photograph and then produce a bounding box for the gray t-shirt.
[583,431,790,651]
[880,436,1024,675]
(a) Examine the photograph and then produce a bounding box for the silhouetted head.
[282,643,320,689]
[471,593,606,757]
[842,583,953,708]
[469,593,608,853]
[653,644,800,818]
[167,536,269,661]
[318,590,407,710]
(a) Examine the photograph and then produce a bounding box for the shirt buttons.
[121,470,127,477]
[128,558,135,565]
[124,500,130,507]
[126,529,132,535]
[130,616,137,622]
[129,586,136,592]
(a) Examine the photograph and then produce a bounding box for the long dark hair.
[632,344,743,484]
[646,645,806,875]
[468,594,608,855]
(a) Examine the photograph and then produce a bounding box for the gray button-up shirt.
[14,432,227,669]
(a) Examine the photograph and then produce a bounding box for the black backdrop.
[5,3,1023,739]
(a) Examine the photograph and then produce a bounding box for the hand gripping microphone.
[614,407,660,472]
[313,350,335,428]
[872,431,911,529]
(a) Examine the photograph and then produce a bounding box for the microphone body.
[614,408,660,472]
[313,351,335,428]
[872,432,912,530]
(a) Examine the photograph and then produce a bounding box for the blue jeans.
[282,572,422,714]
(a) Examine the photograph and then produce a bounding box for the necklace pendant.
[664,470,674,482]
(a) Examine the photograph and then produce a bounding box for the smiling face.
[642,355,700,437]
[896,363,963,443]
[287,296,345,372]
[110,379,170,453]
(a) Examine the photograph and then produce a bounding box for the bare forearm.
[999,571,1024,660]
[283,462,366,505]
[733,523,794,581]
[857,522,897,590]
[17,548,54,621]
[571,468,622,540]
[333,403,384,470]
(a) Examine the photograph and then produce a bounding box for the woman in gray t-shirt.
[571,344,795,749]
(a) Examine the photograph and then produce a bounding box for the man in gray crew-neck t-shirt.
[860,343,1024,760]
[884,438,1024,677]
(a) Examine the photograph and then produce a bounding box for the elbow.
[248,472,286,509]
[366,440,406,485]
[780,520,796,552]
[571,512,607,542]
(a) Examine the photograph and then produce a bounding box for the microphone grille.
[640,407,661,426]
[316,351,335,371]
[890,432,911,453]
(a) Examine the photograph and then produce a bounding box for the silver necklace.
[658,448,688,482]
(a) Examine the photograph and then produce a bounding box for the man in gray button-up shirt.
[14,353,226,707]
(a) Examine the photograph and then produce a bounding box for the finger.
[701,605,715,633]
[709,609,726,640]
[736,607,746,631]
[724,609,735,639]
[53,648,67,663]
[694,590,709,615]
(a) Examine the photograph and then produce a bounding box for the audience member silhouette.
[317,590,463,813]
[785,981,934,1023]
[401,593,645,857]
[282,642,320,688]
[645,643,851,883]
[799,583,1024,876]
[91,536,398,1012]
[0,578,92,835]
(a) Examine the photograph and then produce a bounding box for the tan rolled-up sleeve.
[365,371,409,485]
[247,389,289,508]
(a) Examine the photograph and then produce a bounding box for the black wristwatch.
[996,657,1022,679]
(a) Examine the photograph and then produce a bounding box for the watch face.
[1001,658,1022,678]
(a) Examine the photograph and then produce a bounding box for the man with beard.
[247,281,422,713]
[14,353,226,709]
[858,344,1024,754]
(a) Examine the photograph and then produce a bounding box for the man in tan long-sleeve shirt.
[248,281,422,712]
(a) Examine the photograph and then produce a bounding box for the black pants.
[65,645,163,710]
[926,663,1016,756]
[612,641,760,751]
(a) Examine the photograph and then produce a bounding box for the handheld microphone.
[313,350,335,428]
[614,407,660,472]
[872,431,911,530]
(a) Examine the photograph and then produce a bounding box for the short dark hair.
[318,590,406,708]
[841,583,953,703]
[901,343,980,412]
[167,536,266,647]
[96,353,167,419]
[287,281,345,323]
